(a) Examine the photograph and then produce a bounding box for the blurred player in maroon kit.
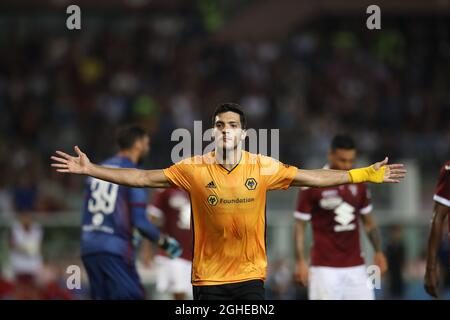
[147,188,192,300]
[424,160,450,298]
[294,135,388,300]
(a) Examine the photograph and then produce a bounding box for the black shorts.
[193,279,265,300]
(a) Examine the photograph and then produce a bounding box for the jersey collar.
[212,150,245,174]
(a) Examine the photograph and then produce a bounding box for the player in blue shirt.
[80,125,181,300]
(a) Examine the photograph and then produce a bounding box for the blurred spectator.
[36,263,76,300]
[0,272,14,300]
[13,174,37,213]
[0,167,14,219]
[8,212,43,299]
[36,169,68,213]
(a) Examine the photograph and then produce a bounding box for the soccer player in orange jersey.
[51,103,406,300]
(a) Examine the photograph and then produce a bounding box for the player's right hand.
[424,267,439,298]
[51,146,91,175]
[294,260,309,287]
[158,235,182,259]
[374,252,388,274]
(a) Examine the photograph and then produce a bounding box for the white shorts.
[308,265,375,300]
[154,255,192,297]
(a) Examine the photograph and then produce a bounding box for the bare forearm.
[295,221,307,261]
[362,214,382,252]
[367,227,382,252]
[426,204,449,269]
[426,211,446,269]
[87,165,170,188]
[86,164,148,187]
[292,169,350,188]
[52,147,171,188]
[291,159,405,187]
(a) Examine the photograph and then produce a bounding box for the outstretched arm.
[424,202,449,298]
[51,146,172,188]
[291,157,406,188]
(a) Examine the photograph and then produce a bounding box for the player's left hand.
[373,252,388,274]
[372,157,407,183]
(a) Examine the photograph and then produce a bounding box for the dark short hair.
[212,103,247,129]
[331,134,356,151]
[116,125,148,150]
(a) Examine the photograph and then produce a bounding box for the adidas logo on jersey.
[205,181,217,188]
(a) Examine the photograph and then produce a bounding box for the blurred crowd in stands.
[0,12,449,215]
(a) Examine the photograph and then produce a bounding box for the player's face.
[328,148,356,171]
[213,112,246,151]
